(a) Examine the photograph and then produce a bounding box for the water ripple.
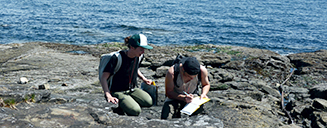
[0,0,326,54]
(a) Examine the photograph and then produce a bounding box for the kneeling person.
[100,34,154,116]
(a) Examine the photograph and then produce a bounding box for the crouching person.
[161,57,210,119]
[100,34,154,116]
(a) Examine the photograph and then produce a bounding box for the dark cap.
[128,34,153,49]
[182,57,200,75]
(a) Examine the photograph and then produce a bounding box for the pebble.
[61,83,68,86]
[18,77,28,84]
[39,83,50,90]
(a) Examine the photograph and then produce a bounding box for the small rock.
[48,78,61,82]
[141,61,152,67]
[39,83,50,90]
[62,83,68,86]
[49,98,67,104]
[279,124,301,128]
[18,77,28,84]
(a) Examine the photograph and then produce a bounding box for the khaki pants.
[111,88,152,116]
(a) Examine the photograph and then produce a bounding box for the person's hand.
[108,97,119,104]
[143,78,153,85]
[106,94,119,104]
[200,94,208,99]
[184,94,194,103]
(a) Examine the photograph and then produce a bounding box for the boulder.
[309,83,327,99]
[312,98,327,111]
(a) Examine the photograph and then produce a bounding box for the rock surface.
[0,42,326,128]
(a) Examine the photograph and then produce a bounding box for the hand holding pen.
[183,91,194,103]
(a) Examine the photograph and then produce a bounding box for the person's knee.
[125,105,141,116]
[143,98,153,107]
[131,89,153,107]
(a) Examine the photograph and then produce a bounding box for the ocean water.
[0,0,326,55]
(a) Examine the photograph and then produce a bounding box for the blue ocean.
[1,0,326,55]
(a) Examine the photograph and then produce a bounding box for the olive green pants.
[111,88,152,116]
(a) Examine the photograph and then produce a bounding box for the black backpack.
[172,55,202,89]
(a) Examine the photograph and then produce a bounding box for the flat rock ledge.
[0,42,327,128]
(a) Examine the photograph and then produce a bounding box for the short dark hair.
[182,57,200,75]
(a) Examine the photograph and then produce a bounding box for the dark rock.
[201,54,231,67]
[1,42,327,127]
[259,85,281,98]
[222,60,245,70]
[288,49,327,74]
[301,106,314,118]
[210,69,234,82]
[309,83,327,99]
[312,98,327,111]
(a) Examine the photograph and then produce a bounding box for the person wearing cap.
[161,57,210,119]
[100,34,154,116]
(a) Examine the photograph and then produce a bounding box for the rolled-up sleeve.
[103,55,118,74]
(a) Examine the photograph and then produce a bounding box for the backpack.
[98,50,144,90]
[98,51,122,90]
[172,55,202,89]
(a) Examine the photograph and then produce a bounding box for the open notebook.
[180,96,210,115]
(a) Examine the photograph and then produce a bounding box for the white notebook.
[180,97,210,115]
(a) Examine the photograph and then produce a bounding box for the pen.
[183,91,190,97]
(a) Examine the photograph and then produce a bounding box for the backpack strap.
[173,63,180,87]
[107,52,122,90]
[99,51,120,81]
[139,54,144,64]
[114,52,123,74]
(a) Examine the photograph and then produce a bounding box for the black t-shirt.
[103,50,140,92]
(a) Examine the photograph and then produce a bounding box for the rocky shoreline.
[0,42,327,128]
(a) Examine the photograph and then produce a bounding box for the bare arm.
[200,65,210,99]
[165,66,193,103]
[100,72,118,104]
